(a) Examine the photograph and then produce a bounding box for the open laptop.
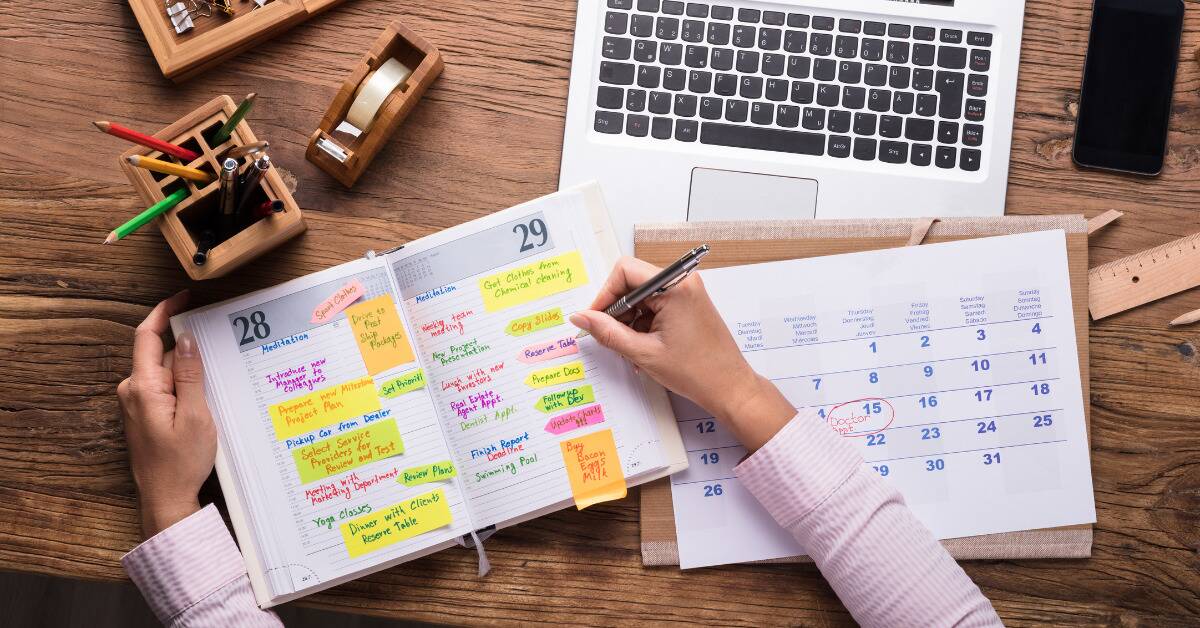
[559,0,1027,248]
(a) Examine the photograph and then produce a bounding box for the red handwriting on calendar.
[303,467,402,506]
[420,310,474,338]
[826,398,895,437]
[440,361,506,394]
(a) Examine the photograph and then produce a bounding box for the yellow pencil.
[1169,307,1200,327]
[126,155,214,183]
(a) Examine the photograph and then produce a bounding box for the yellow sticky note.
[268,376,381,441]
[559,428,626,510]
[479,251,589,312]
[340,488,453,558]
[346,295,416,375]
[524,360,586,389]
[292,419,404,484]
[505,307,564,336]
[399,460,458,486]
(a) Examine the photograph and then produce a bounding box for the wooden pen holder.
[306,20,443,187]
[128,0,350,82]
[118,95,306,281]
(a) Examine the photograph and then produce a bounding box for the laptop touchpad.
[687,168,818,222]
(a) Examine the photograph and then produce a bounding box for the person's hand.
[117,291,217,538]
[570,257,795,451]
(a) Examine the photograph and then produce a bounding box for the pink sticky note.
[517,336,579,364]
[311,279,365,324]
[544,404,605,435]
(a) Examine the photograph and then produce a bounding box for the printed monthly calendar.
[669,230,1096,569]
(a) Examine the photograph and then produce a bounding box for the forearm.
[735,411,1001,627]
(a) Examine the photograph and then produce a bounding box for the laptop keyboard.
[593,0,993,171]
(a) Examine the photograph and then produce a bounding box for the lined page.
[390,189,667,527]
[669,231,1096,569]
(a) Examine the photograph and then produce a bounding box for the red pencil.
[93,120,200,162]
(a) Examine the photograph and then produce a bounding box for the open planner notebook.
[170,183,686,607]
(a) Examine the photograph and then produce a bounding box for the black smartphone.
[1072,0,1184,176]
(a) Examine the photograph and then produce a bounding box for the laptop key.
[938,120,959,143]
[835,35,858,58]
[935,146,956,169]
[829,110,851,133]
[812,16,835,31]
[911,143,933,166]
[637,65,660,88]
[652,116,673,139]
[595,110,623,133]
[711,48,734,70]
[689,70,712,93]
[913,68,934,91]
[751,102,774,125]
[905,117,934,141]
[935,71,965,118]
[676,119,699,141]
[913,43,935,66]
[889,66,910,89]
[637,0,659,11]
[631,14,654,37]
[674,94,698,116]
[963,124,984,147]
[766,78,789,101]
[853,137,877,160]
[970,49,991,72]
[886,41,909,64]
[699,121,825,155]
[740,75,764,99]
[880,140,908,164]
[737,50,760,73]
[864,21,886,36]
[913,26,935,41]
[708,22,731,45]
[810,33,834,56]
[715,73,737,95]
[627,89,647,111]
[759,28,782,50]
[892,91,914,115]
[839,19,861,34]
[609,0,633,8]
[700,96,723,119]
[868,88,891,112]
[791,80,815,103]
[829,135,852,158]
[865,64,888,86]
[937,46,967,70]
[656,17,679,39]
[964,99,986,122]
[733,25,755,48]
[888,23,911,39]
[626,113,649,136]
[597,86,624,109]
[854,112,877,135]
[635,40,656,62]
[788,13,810,28]
[817,84,839,107]
[838,61,862,83]
[861,38,884,61]
[915,93,937,116]
[813,58,836,81]
[763,11,785,26]
[606,12,629,35]
[603,37,633,60]
[660,42,683,65]
[685,45,707,67]
[788,55,811,79]
[649,90,671,113]
[777,104,800,127]
[879,115,902,138]
[967,31,993,47]
[662,0,684,15]
[663,67,687,90]
[724,100,749,122]
[940,29,963,44]
[711,5,733,20]
[686,2,707,18]
[802,107,826,130]
[682,19,704,42]
[960,148,981,171]
[601,61,636,85]
[784,30,808,53]
[762,53,785,76]
[842,86,866,109]
[738,8,760,23]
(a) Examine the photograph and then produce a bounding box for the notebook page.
[389,187,668,527]
[175,257,476,599]
[669,231,1096,569]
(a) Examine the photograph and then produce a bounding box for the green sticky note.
[535,384,595,413]
[379,369,426,398]
[399,460,458,486]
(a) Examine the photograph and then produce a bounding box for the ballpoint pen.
[576,244,710,339]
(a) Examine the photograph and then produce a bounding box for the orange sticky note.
[559,428,626,510]
[345,295,415,375]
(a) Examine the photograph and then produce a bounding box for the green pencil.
[104,188,189,244]
[211,92,257,145]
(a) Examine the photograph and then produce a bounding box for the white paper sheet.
[670,231,1096,569]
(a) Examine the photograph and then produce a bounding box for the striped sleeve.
[735,411,1002,628]
[121,504,282,627]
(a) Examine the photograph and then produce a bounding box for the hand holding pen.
[575,245,709,339]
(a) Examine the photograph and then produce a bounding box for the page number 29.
[513,218,549,252]
[233,311,271,346]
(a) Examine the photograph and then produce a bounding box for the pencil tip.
[125,155,138,164]
[93,120,109,130]
[104,233,116,244]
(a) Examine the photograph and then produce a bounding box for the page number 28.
[233,311,271,346]
[513,218,549,252]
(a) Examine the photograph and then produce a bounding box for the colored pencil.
[127,155,214,183]
[1169,307,1200,327]
[93,121,199,162]
[104,188,189,244]
[211,93,257,145]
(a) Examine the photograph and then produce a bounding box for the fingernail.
[177,331,197,358]
[569,313,591,331]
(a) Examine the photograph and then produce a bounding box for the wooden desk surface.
[2,0,1198,624]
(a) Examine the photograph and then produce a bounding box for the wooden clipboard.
[635,216,1093,566]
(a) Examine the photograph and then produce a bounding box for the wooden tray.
[118,95,306,280]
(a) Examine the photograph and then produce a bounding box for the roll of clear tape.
[343,58,413,133]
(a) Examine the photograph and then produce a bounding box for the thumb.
[172,331,207,420]
[571,311,655,361]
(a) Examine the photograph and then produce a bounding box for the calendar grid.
[741,315,1054,354]
[865,439,1069,465]
[768,345,1057,382]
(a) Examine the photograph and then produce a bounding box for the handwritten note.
[340,488,453,558]
[268,376,381,440]
[399,461,458,486]
[535,384,595,413]
[524,360,585,389]
[480,251,589,312]
[505,308,564,337]
[560,428,626,510]
[379,369,427,399]
[518,335,579,363]
[292,420,404,484]
[346,295,415,375]
[311,279,365,324]
[544,404,606,435]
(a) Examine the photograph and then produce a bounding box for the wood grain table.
[2,1,1199,625]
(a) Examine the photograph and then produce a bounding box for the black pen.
[576,244,710,339]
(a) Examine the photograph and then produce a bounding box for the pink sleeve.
[121,504,282,627]
[735,411,1002,627]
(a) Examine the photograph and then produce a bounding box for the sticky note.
[346,295,415,375]
[505,307,564,337]
[535,384,595,413]
[379,369,426,398]
[544,404,606,435]
[340,488,453,558]
[524,360,586,389]
[479,251,589,312]
[268,376,381,440]
[311,279,365,324]
[292,420,404,484]
[559,428,626,510]
[518,335,579,363]
[399,461,458,486]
